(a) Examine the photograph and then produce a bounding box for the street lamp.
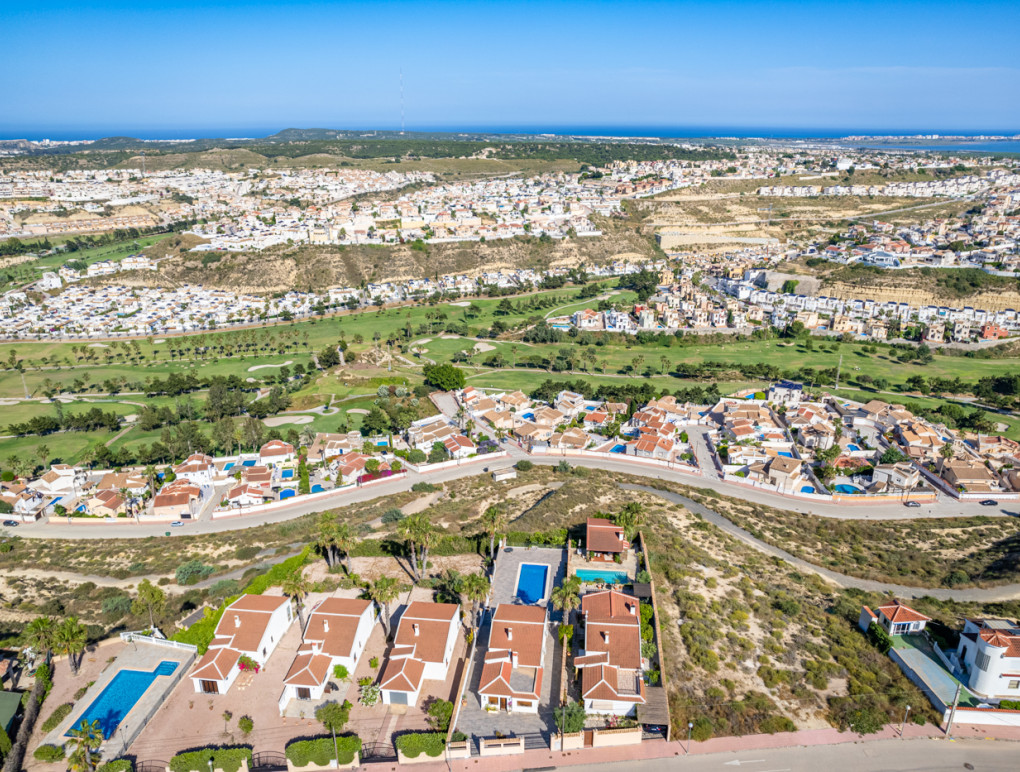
[900,704,911,738]
[686,721,693,755]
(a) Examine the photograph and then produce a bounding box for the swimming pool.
[847,444,861,452]
[777,451,794,458]
[311,484,324,493]
[610,444,626,454]
[69,660,178,740]
[576,569,629,584]
[800,485,815,494]
[515,563,549,604]
[280,489,296,499]
[242,459,256,467]
[281,469,294,479]
[835,484,863,494]
[224,462,235,471]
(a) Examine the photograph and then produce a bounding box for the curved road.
[8,452,1020,601]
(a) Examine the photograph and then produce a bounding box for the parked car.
[2,520,18,527]
[979,499,999,506]
[170,520,184,527]
[903,500,921,508]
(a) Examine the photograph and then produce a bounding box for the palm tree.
[282,573,311,628]
[55,616,88,675]
[398,513,424,581]
[366,576,401,638]
[315,513,341,568]
[335,522,357,575]
[67,718,103,772]
[144,464,158,495]
[551,583,581,623]
[300,425,316,449]
[460,573,490,629]
[480,505,508,560]
[24,617,56,665]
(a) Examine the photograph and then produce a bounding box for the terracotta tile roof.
[876,600,931,625]
[580,663,645,703]
[212,595,290,652]
[283,652,332,687]
[192,646,241,681]
[379,654,425,692]
[393,602,458,665]
[487,604,545,668]
[303,597,374,658]
[586,517,629,553]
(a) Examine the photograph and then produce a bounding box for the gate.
[360,741,396,761]
[251,751,288,772]
[136,761,169,772]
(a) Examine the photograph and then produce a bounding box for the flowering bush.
[238,655,260,673]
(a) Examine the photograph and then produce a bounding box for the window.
[975,651,991,672]
[516,700,533,708]
[200,680,219,694]
[1008,680,1020,690]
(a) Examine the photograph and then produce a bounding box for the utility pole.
[944,683,962,740]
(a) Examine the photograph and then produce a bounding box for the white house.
[767,379,804,407]
[575,590,646,716]
[858,599,930,637]
[952,618,1020,701]
[477,604,546,714]
[172,454,216,487]
[443,434,476,459]
[280,597,377,709]
[190,594,294,695]
[258,440,296,466]
[379,601,460,707]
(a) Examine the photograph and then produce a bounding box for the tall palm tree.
[282,573,311,628]
[366,576,401,638]
[551,584,581,623]
[398,513,427,582]
[55,617,88,675]
[335,522,357,575]
[67,718,103,772]
[315,513,341,568]
[480,505,508,561]
[24,617,56,665]
[299,425,316,449]
[460,573,490,629]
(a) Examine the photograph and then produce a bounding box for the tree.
[554,701,586,733]
[315,700,353,734]
[23,617,56,664]
[366,576,401,638]
[614,501,644,540]
[460,572,490,629]
[361,406,390,436]
[422,363,466,391]
[550,583,580,621]
[335,521,357,575]
[282,573,311,628]
[238,715,254,737]
[940,442,955,460]
[55,617,88,676]
[67,719,103,772]
[480,505,508,560]
[131,578,166,629]
[426,698,454,732]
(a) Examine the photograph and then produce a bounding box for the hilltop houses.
[379,601,461,707]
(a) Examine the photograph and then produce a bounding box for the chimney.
[413,623,419,637]
[506,627,513,642]
[603,631,610,644]
[323,619,329,633]
[629,604,637,616]
[234,615,241,628]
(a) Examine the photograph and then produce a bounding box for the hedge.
[285,736,361,767]
[40,702,73,733]
[33,744,65,762]
[395,733,445,759]
[172,549,311,652]
[169,747,252,772]
[98,761,134,772]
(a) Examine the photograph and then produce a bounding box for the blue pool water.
[847,444,861,452]
[777,451,794,458]
[515,564,549,604]
[69,661,178,739]
[311,484,324,493]
[800,485,815,493]
[224,462,235,471]
[376,440,388,447]
[280,489,296,499]
[521,412,535,420]
[281,469,294,479]
[242,459,256,467]
[576,569,629,584]
[835,484,863,494]
[610,444,627,453]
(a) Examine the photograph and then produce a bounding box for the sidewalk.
[363,721,1020,772]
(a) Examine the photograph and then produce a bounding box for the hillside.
[100,216,659,293]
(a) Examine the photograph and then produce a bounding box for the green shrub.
[40,702,73,732]
[410,482,436,493]
[98,760,134,772]
[395,733,445,759]
[515,460,533,471]
[169,748,252,772]
[381,508,404,524]
[1000,699,1020,710]
[866,622,893,655]
[34,744,65,762]
[285,736,361,767]
[175,560,215,585]
[333,664,349,680]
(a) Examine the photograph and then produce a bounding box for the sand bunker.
[263,415,313,426]
[248,360,293,372]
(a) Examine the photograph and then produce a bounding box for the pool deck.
[491,546,565,609]
[573,549,638,582]
[45,638,196,755]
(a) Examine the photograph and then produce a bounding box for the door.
[499,697,508,711]
[389,691,408,705]
[297,687,311,700]
[584,730,594,748]
[200,680,219,694]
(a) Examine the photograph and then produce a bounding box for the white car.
[170,521,184,527]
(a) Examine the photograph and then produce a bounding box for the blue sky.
[2,0,1018,137]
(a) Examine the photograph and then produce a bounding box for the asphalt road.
[571,738,1018,772]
